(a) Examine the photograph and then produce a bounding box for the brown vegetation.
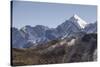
[11,33,97,66]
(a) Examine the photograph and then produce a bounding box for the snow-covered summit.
[12,14,96,48]
[69,14,88,28]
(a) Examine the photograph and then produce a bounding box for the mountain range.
[12,14,97,48]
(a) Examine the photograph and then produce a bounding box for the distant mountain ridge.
[12,14,97,48]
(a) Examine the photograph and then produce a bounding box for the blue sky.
[12,1,97,29]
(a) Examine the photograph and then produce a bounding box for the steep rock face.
[56,14,87,38]
[12,14,97,48]
[12,27,27,48]
[69,14,88,29]
[57,20,81,37]
[84,22,97,33]
[20,25,49,43]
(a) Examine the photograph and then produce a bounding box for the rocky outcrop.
[12,33,97,66]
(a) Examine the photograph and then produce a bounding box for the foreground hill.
[11,33,97,66]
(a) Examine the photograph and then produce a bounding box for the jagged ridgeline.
[12,14,97,66]
[12,14,97,48]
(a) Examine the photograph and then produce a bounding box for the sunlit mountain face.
[12,14,97,48]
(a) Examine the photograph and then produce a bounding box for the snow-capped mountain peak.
[69,14,88,28]
[12,14,97,48]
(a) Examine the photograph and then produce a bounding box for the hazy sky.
[12,1,97,29]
